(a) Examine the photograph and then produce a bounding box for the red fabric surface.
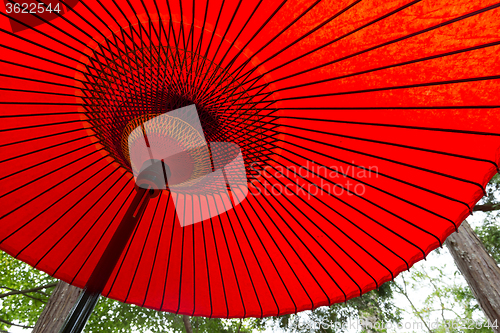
[1,0,500,318]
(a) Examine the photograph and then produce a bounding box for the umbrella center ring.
[77,20,279,182]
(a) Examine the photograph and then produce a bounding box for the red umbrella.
[1,0,500,329]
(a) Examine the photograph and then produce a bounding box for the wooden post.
[32,281,81,333]
[183,315,193,333]
[446,220,500,333]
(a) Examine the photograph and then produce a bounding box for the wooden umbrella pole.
[58,186,153,333]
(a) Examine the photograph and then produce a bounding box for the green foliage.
[87,300,263,333]
[475,218,500,264]
[394,256,494,333]
[266,282,401,332]
[482,173,500,204]
[0,251,56,331]
[86,298,181,333]
[474,173,500,263]
[391,175,500,333]
[189,317,265,333]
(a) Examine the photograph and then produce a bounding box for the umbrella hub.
[77,21,282,185]
[83,47,276,179]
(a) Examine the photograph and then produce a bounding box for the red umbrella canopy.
[1,0,500,318]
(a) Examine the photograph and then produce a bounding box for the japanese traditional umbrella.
[1,0,500,331]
